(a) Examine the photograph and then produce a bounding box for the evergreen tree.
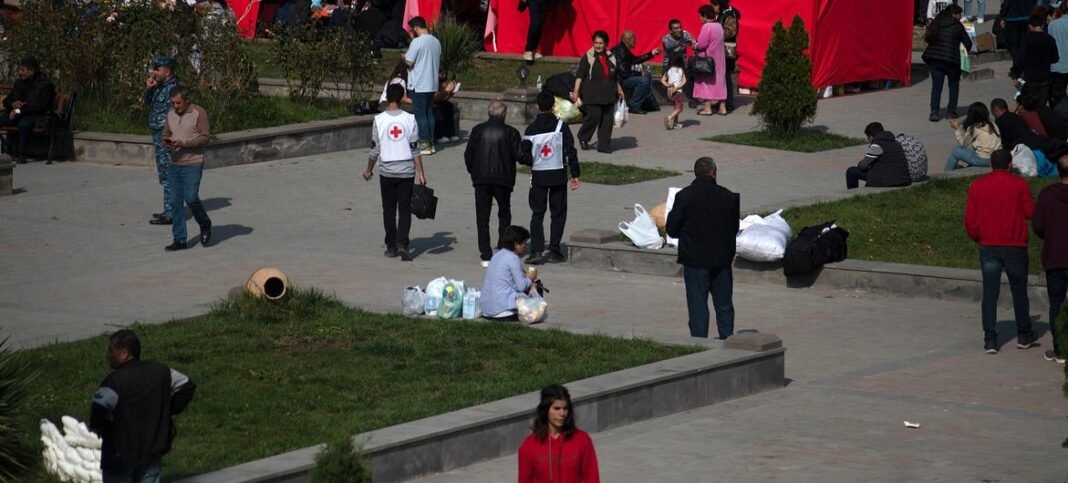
[751,15,818,138]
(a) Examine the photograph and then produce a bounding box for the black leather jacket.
[464,117,532,187]
[3,73,56,116]
[611,42,654,80]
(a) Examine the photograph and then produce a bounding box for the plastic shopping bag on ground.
[462,289,481,320]
[619,204,664,249]
[1033,149,1059,178]
[665,187,682,248]
[613,99,628,128]
[735,209,792,262]
[424,276,448,316]
[1011,144,1038,177]
[402,286,425,316]
[516,293,548,324]
[438,280,466,319]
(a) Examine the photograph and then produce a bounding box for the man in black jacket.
[464,100,533,265]
[1001,0,1039,73]
[1011,15,1059,107]
[666,157,740,339]
[0,57,55,164]
[612,30,662,114]
[522,91,581,265]
[846,122,913,189]
[90,329,195,483]
[992,97,1042,149]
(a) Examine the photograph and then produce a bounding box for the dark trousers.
[380,175,414,250]
[979,246,1034,348]
[1047,268,1067,357]
[845,166,867,189]
[524,0,547,52]
[529,184,567,254]
[929,63,961,114]
[724,59,736,111]
[683,265,735,339]
[0,114,44,157]
[1005,22,1028,74]
[433,101,456,139]
[474,184,512,261]
[1050,73,1068,108]
[577,102,614,149]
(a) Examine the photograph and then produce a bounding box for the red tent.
[230,0,262,38]
[483,0,913,89]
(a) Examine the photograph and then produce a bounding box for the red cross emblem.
[388,123,405,140]
[539,144,553,158]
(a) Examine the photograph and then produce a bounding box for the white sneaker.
[523,51,534,62]
[534,52,544,60]
[436,137,450,145]
[450,136,461,142]
[977,17,984,24]
[480,260,490,268]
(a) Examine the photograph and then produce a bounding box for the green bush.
[0,334,37,482]
[434,12,477,75]
[270,22,375,104]
[310,437,372,483]
[750,15,818,138]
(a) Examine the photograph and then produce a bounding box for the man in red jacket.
[1032,155,1068,364]
[965,149,1039,354]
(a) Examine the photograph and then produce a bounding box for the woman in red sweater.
[517,385,600,483]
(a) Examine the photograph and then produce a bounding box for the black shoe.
[1016,339,1040,350]
[384,246,398,258]
[579,140,593,151]
[164,240,187,251]
[15,155,26,165]
[688,99,699,109]
[929,111,940,122]
[397,248,413,261]
[152,212,166,219]
[597,147,612,154]
[200,225,212,246]
[645,105,661,112]
[526,254,546,265]
[149,216,173,225]
[544,251,567,264]
[628,107,647,115]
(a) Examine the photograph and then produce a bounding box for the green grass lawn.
[517,161,680,185]
[705,129,867,153]
[782,176,1058,274]
[16,289,698,480]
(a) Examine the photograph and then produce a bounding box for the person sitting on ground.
[0,56,56,164]
[946,101,1003,171]
[660,54,688,130]
[433,68,460,144]
[1018,86,1067,140]
[517,384,600,483]
[846,122,913,189]
[611,30,662,115]
[992,97,1042,149]
[378,58,411,106]
[479,225,539,322]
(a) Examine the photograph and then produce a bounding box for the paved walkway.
[2,48,1066,480]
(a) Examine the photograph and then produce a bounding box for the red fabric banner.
[230,0,260,39]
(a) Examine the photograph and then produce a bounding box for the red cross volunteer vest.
[524,120,565,171]
[374,110,418,161]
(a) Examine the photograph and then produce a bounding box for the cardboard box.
[975,32,996,53]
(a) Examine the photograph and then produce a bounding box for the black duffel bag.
[411,184,438,220]
[782,221,849,277]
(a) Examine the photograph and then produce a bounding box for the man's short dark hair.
[110,329,141,360]
[694,156,717,178]
[991,98,1009,112]
[668,18,681,28]
[990,149,1012,170]
[408,16,427,29]
[864,122,884,138]
[18,57,40,72]
[592,30,610,44]
[499,225,530,251]
[536,90,555,112]
[171,86,191,100]
[386,83,405,104]
[1029,14,1047,28]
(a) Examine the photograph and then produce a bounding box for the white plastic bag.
[1011,144,1038,177]
[462,289,481,319]
[424,276,448,316]
[402,286,425,316]
[553,97,583,124]
[735,209,792,262]
[613,99,628,128]
[665,187,682,248]
[619,204,664,249]
[516,293,548,324]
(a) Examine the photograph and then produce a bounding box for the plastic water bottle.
[462,290,480,320]
[535,74,543,90]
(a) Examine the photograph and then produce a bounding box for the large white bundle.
[735,210,792,262]
[40,417,103,483]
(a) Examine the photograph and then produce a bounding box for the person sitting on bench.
[0,57,55,164]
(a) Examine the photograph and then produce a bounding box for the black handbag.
[411,184,438,220]
[688,55,715,76]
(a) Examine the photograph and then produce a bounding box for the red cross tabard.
[388,123,405,140]
[539,144,553,158]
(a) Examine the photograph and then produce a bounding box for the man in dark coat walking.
[666,157,740,339]
[846,122,913,189]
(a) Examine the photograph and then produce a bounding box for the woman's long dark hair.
[925,4,963,44]
[389,58,408,81]
[531,384,576,441]
[961,101,992,132]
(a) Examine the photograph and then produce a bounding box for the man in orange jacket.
[964,149,1039,354]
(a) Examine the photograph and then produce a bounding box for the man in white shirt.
[364,84,427,261]
[404,16,441,156]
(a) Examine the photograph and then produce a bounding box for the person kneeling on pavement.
[523,90,581,265]
[846,122,913,189]
[612,30,662,115]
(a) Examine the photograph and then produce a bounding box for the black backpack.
[782,221,849,277]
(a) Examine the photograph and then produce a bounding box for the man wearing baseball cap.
[144,56,180,226]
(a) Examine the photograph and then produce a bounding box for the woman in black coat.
[922,4,973,122]
[571,30,625,154]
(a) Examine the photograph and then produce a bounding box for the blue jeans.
[103,458,161,483]
[944,146,990,171]
[979,246,1034,348]
[683,265,735,339]
[167,163,212,243]
[410,91,435,143]
[963,0,986,18]
[928,63,961,114]
[1047,269,1067,357]
[151,130,174,216]
[621,76,653,110]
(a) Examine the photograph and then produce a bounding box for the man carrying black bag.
[364,84,427,262]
